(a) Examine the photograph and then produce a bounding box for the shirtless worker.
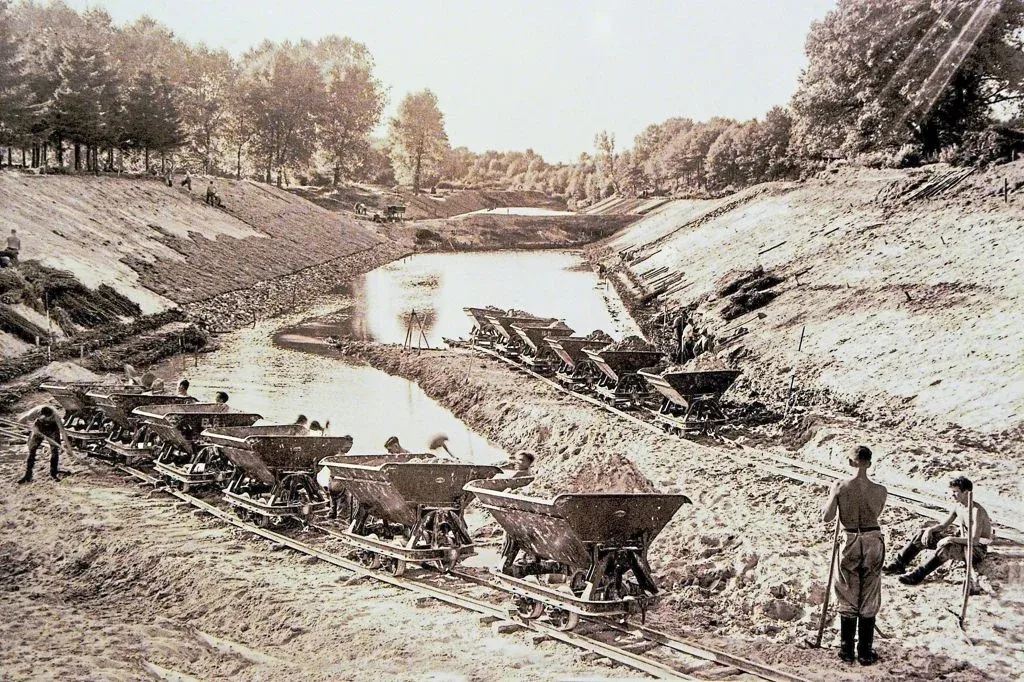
[821,445,887,666]
[885,476,993,588]
[16,405,69,484]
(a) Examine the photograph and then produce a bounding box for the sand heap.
[583,329,613,342]
[523,452,657,497]
[602,335,658,353]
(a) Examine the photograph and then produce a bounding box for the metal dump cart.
[484,312,555,357]
[638,368,742,435]
[41,382,137,450]
[144,404,262,490]
[465,479,690,630]
[204,425,354,526]
[582,347,664,409]
[463,307,504,347]
[319,459,502,575]
[511,321,574,373]
[545,337,609,388]
[89,391,197,463]
[212,425,354,524]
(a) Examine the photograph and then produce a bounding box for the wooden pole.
[959,490,974,629]
[798,325,806,352]
[813,520,843,648]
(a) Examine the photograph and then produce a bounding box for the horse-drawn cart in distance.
[144,404,263,491]
[638,368,742,435]
[88,390,197,463]
[465,478,690,630]
[203,424,354,527]
[320,459,502,575]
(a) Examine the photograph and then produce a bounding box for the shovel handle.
[814,520,842,648]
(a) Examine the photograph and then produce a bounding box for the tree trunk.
[74,143,81,170]
[21,148,26,167]
[6,146,11,167]
[42,143,48,169]
[161,153,165,174]
[266,151,272,184]
[236,145,242,179]
[204,131,211,174]
[144,147,150,172]
[413,151,422,194]
[107,147,113,170]
[333,165,339,186]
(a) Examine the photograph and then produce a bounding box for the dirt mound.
[524,452,657,497]
[583,329,613,342]
[602,335,657,352]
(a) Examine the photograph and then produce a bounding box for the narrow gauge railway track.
[457,342,1024,546]
[113,463,810,682]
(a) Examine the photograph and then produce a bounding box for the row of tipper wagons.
[41,381,690,631]
[462,306,741,434]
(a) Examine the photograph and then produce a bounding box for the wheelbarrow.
[465,478,690,630]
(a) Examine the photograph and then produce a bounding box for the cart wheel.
[548,608,580,631]
[385,558,406,577]
[356,551,382,570]
[569,571,589,598]
[253,514,270,528]
[516,597,545,620]
[181,483,191,494]
[433,531,461,573]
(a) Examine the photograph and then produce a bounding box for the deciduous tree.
[388,89,448,193]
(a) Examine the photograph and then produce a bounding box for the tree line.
[2,0,1023,200]
[0,0,443,187]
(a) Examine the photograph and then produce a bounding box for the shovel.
[808,519,842,649]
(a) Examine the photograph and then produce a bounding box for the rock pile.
[602,335,657,352]
[522,452,657,497]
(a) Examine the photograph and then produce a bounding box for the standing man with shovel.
[15,405,69,483]
[820,445,888,666]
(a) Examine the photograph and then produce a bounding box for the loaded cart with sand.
[511,319,575,373]
[203,424,354,527]
[638,367,742,435]
[88,390,197,464]
[320,458,502,575]
[145,403,263,491]
[41,381,140,452]
[583,336,664,409]
[546,330,612,388]
[483,310,556,357]
[465,476,690,631]
[462,306,505,348]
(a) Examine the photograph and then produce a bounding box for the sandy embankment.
[326,340,1024,682]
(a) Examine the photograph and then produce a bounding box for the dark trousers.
[896,529,987,569]
[26,433,61,478]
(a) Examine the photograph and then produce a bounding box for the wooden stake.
[798,325,806,352]
[959,490,974,629]
[759,240,787,256]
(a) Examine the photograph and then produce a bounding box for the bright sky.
[64,0,837,163]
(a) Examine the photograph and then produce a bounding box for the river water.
[185,250,639,463]
[330,250,641,346]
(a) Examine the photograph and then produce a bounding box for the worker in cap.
[820,445,887,666]
[384,436,409,454]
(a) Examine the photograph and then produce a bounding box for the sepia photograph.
[1,0,1022,680]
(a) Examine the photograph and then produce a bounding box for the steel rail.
[463,343,1024,544]
[112,464,701,680]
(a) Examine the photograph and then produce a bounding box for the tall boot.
[884,541,921,574]
[838,615,857,663]
[899,554,945,585]
[857,616,878,665]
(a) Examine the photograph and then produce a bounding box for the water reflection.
[186,319,507,464]
[334,250,640,345]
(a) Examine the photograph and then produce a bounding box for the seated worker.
[215,391,229,404]
[16,405,68,483]
[384,435,409,454]
[295,414,309,432]
[1,228,20,263]
[502,450,535,478]
[886,476,994,586]
[176,379,190,397]
[309,420,326,435]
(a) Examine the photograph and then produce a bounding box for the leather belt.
[844,526,881,533]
